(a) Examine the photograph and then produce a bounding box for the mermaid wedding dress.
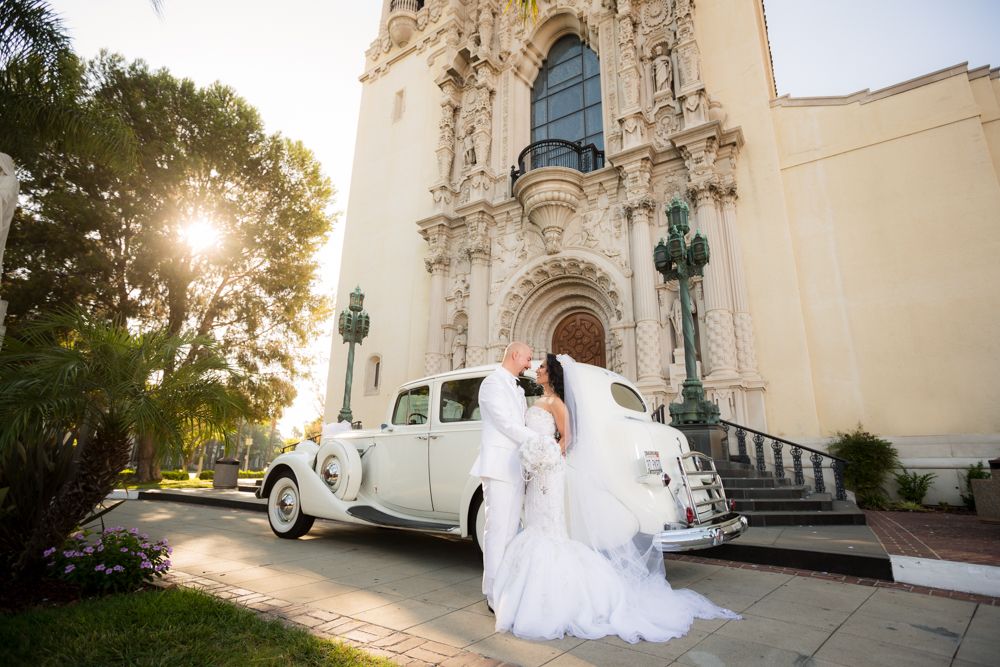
[492,405,739,643]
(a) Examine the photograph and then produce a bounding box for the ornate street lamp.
[337,286,371,424]
[654,197,720,425]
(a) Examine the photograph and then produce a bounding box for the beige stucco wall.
[325,51,439,427]
[771,70,1000,439]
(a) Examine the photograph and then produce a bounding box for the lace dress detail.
[521,408,566,534]
[492,407,739,643]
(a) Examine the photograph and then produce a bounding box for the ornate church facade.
[327,0,1000,502]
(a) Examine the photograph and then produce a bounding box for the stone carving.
[652,110,681,149]
[459,71,494,170]
[0,153,18,280]
[640,0,674,34]
[424,227,449,273]
[452,325,467,369]
[617,16,641,109]
[652,45,673,96]
[437,97,457,181]
[477,4,494,58]
[464,212,491,259]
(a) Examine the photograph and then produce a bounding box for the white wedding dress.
[492,406,739,643]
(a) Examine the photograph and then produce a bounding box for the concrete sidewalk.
[106,500,997,667]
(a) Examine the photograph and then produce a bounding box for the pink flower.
[121,547,129,553]
[42,547,56,558]
[95,564,106,572]
[64,564,75,574]
[84,546,95,554]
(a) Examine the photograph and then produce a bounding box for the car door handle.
[415,435,440,440]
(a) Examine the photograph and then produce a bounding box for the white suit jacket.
[470,367,536,484]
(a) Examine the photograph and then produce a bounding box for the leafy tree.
[3,54,335,479]
[0,308,245,582]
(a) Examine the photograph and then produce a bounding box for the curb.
[136,490,267,513]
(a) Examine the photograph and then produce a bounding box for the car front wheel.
[267,471,315,539]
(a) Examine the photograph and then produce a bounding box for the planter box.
[972,477,1000,523]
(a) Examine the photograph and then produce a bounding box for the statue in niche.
[462,128,477,167]
[652,45,673,96]
[0,153,19,279]
[670,295,683,350]
[452,326,468,369]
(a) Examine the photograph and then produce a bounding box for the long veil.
[557,354,739,636]
[558,354,667,584]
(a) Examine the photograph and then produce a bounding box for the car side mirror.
[380,423,392,432]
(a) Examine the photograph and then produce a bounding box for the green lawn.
[0,587,391,666]
[124,479,214,490]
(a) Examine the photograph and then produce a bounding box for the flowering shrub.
[43,526,171,594]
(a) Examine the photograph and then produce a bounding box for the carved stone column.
[464,210,492,366]
[625,198,665,387]
[423,226,449,375]
[436,84,458,184]
[689,182,738,379]
[720,182,759,377]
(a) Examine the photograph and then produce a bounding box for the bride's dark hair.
[545,353,565,401]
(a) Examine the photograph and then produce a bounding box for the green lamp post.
[337,286,371,424]
[654,197,720,425]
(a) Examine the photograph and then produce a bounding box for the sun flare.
[180,218,221,254]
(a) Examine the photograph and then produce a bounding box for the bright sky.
[49,0,999,437]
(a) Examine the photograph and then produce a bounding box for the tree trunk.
[195,444,205,476]
[134,434,160,483]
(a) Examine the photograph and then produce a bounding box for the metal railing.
[510,139,605,187]
[389,0,422,12]
[650,406,848,501]
[721,420,848,501]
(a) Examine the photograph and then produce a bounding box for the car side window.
[440,377,485,423]
[392,385,430,425]
[611,382,646,413]
[518,377,544,408]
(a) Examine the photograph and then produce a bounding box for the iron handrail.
[719,419,848,464]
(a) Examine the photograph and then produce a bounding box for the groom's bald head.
[502,341,533,376]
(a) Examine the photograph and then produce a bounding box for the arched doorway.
[552,312,606,367]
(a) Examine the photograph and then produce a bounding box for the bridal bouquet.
[519,434,562,477]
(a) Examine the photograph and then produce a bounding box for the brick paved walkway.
[156,572,507,666]
[865,510,1000,566]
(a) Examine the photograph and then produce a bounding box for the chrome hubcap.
[276,489,297,523]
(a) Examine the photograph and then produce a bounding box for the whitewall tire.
[267,471,315,539]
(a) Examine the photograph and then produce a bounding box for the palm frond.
[0,0,70,68]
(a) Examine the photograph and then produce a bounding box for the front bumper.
[653,512,749,553]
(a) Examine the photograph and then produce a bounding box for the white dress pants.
[481,476,524,605]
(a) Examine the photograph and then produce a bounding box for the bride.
[492,353,739,643]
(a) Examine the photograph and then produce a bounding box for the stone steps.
[719,461,865,527]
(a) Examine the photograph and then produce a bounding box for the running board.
[346,505,461,534]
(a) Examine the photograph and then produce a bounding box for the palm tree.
[0,308,245,581]
[0,0,153,168]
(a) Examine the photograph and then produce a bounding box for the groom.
[470,341,535,610]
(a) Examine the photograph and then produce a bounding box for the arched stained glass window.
[531,35,603,150]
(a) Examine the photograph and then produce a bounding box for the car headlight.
[322,457,342,490]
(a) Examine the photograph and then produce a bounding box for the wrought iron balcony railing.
[510,139,606,188]
[651,407,849,501]
[389,0,423,11]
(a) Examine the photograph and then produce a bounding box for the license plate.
[644,451,663,474]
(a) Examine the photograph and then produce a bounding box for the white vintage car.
[258,363,748,552]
